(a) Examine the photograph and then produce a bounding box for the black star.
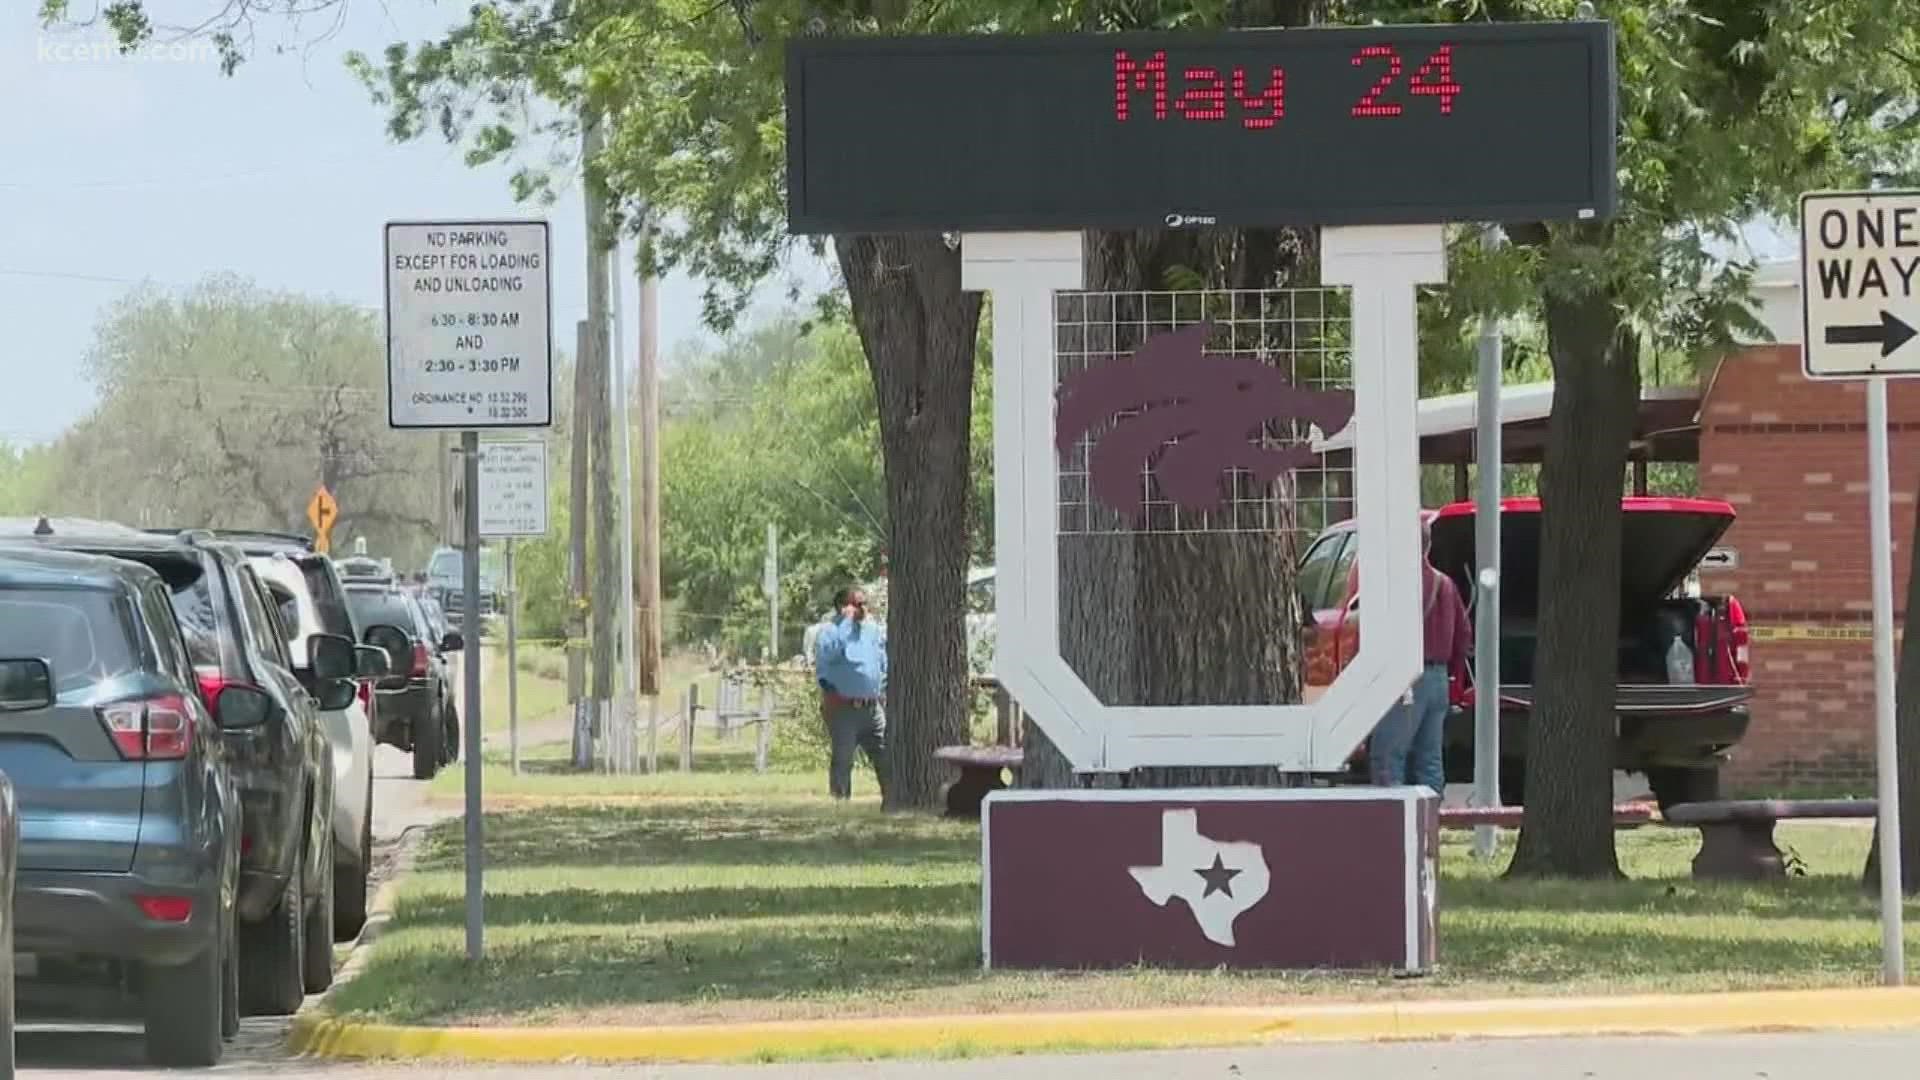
[1195,854,1241,898]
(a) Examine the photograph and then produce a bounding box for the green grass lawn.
[330,785,1920,1029]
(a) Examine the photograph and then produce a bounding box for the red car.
[1302,496,1753,810]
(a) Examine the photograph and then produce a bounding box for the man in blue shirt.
[815,585,888,800]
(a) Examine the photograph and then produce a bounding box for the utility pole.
[568,313,593,770]
[585,116,619,769]
[636,223,665,769]
[612,234,639,774]
[569,113,609,770]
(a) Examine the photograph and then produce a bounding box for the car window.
[169,576,224,668]
[267,581,302,645]
[0,585,141,694]
[345,588,418,639]
[428,551,459,579]
[144,581,195,684]
[234,566,293,671]
[1297,533,1347,612]
[1329,535,1359,604]
[300,559,356,639]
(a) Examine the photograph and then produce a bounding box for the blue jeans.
[1369,663,1450,795]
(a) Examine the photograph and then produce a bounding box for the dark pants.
[826,697,888,800]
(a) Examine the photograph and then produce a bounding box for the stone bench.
[1439,804,1656,830]
[1662,798,1877,881]
[934,745,1025,819]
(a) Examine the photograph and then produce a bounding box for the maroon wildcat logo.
[1055,322,1354,520]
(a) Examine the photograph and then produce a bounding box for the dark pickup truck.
[1304,496,1754,810]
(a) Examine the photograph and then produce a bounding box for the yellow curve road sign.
[307,486,339,554]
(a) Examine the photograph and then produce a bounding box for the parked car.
[345,582,461,780]
[4,519,346,1015]
[0,546,240,1066]
[0,763,14,1076]
[425,545,500,629]
[1303,496,1754,811]
[192,531,382,942]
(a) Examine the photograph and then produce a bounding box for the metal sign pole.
[461,430,485,963]
[1866,376,1906,985]
[507,538,520,776]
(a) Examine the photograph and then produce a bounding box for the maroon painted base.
[982,788,1438,971]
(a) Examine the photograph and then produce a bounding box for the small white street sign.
[1700,546,1739,571]
[1800,191,1920,380]
[385,220,553,428]
[477,438,549,538]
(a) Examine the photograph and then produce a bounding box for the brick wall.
[1698,343,1920,790]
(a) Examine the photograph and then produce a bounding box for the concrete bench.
[1439,804,1656,830]
[1663,798,1877,882]
[934,745,1025,819]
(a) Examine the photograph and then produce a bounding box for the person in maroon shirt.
[1368,516,1473,795]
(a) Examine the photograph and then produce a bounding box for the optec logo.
[1164,213,1218,227]
[35,35,218,65]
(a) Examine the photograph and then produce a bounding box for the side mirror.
[364,625,412,686]
[0,658,53,711]
[317,678,357,712]
[354,645,391,679]
[213,684,274,729]
[441,631,465,653]
[307,633,356,682]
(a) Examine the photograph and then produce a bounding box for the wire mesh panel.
[1051,288,1354,712]
[1054,289,1355,545]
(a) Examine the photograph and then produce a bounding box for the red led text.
[1115,50,1285,130]
[1351,44,1460,118]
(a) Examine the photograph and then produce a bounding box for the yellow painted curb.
[287,986,1920,1064]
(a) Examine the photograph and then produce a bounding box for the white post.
[506,539,520,776]
[1473,226,1505,857]
[1867,376,1906,985]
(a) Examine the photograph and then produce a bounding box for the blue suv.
[0,546,241,1066]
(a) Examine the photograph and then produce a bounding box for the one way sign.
[1801,190,1920,379]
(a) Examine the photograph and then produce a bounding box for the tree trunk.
[1508,274,1637,879]
[835,233,983,812]
[1862,490,1920,895]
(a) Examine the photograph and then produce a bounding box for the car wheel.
[143,935,224,1066]
[1647,766,1721,813]
[442,701,460,766]
[412,705,443,781]
[335,783,373,942]
[239,854,306,1016]
[304,836,336,994]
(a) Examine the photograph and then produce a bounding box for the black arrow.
[1824,310,1918,357]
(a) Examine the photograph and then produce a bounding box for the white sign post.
[477,438,550,539]
[1800,190,1909,986]
[385,217,553,966]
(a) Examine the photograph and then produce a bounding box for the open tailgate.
[1491,684,1753,715]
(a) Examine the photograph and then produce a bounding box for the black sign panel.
[785,23,1616,233]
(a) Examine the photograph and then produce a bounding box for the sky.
[0,2,833,447]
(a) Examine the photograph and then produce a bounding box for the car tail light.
[357,679,373,710]
[411,641,429,678]
[98,693,193,761]
[1727,595,1752,684]
[133,895,194,922]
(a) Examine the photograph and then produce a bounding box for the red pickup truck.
[1301,497,1753,810]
